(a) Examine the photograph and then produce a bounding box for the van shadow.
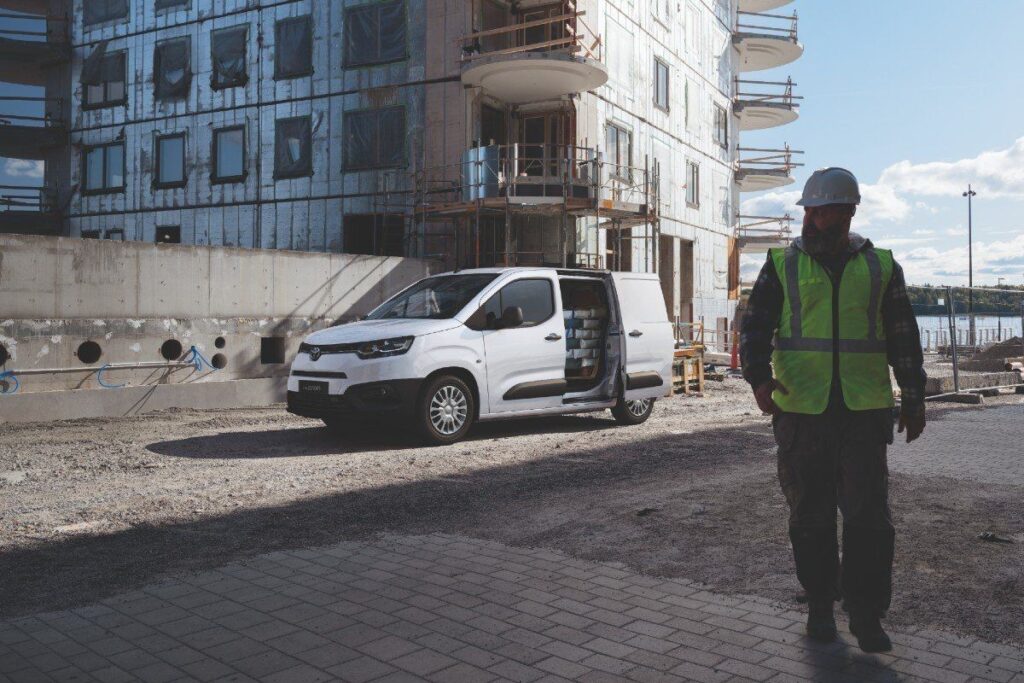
[146,413,620,459]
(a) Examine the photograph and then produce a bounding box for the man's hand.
[898,410,926,443]
[753,379,788,416]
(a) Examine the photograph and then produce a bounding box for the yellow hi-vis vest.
[769,245,896,414]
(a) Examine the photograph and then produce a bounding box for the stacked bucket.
[564,307,607,378]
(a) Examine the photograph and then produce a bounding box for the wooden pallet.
[672,350,704,395]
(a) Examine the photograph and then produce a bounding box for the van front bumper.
[286,379,423,421]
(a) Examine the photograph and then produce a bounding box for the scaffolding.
[393,144,659,272]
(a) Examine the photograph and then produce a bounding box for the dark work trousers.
[773,409,896,617]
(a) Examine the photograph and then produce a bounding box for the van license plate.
[299,380,328,394]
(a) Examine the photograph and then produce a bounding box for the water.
[916,315,1023,350]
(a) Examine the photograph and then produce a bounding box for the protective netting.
[274,16,312,79]
[154,38,191,100]
[344,107,405,169]
[274,116,312,178]
[211,26,247,89]
[345,0,407,67]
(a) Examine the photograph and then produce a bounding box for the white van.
[287,268,674,444]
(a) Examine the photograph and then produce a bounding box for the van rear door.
[611,272,674,401]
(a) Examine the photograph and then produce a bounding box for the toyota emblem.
[308,346,322,361]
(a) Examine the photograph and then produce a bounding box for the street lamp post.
[963,185,976,346]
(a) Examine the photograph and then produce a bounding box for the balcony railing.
[460,11,602,62]
[0,184,54,213]
[735,77,800,107]
[736,10,798,41]
[0,11,68,43]
[737,214,793,240]
[0,95,63,128]
[737,145,803,175]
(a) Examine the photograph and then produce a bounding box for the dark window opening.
[654,57,670,111]
[83,0,127,26]
[155,0,189,10]
[343,214,404,256]
[714,104,729,149]
[76,341,103,364]
[212,125,245,182]
[274,16,312,79]
[211,25,247,90]
[81,230,101,239]
[345,0,407,67]
[81,45,126,109]
[82,141,125,194]
[160,339,183,361]
[104,228,124,240]
[156,226,181,243]
[154,37,192,100]
[343,107,405,170]
[481,278,555,328]
[261,337,286,364]
[155,132,186,188]
[274,116,312,179]
[686,160,700,207]
[606,123,632,181]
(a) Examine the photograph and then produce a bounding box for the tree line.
[908,284,1024,315]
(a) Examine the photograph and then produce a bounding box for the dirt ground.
[1,379,1022,646]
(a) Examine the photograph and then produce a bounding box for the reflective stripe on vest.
[769,245,895,414]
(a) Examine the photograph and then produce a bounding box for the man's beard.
[802,223,846,257]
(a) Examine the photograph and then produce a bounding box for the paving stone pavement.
[889,404,1024,485]
[2,534,1023,683]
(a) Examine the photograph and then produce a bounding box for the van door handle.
[628,330,643,337]
[545,333,562,341]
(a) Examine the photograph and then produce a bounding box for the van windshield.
[366,274,499,320]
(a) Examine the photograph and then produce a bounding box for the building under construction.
[1,0,804,326]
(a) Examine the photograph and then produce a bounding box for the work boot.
[806,601,837,642]
[848,612,892,653]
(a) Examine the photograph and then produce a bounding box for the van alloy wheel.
[429,385,469,435]
[626,399,651,417]
[612,395,655,425]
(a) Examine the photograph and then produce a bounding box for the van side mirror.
[500,306,524,329]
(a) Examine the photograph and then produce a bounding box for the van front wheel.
[612,398,654,425]
[417,375,475,445]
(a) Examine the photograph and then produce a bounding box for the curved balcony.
[734,11,802,73]
[734,78,800,131]
[0,96,65,159]
[736,214,794,253]
[0,184,61,236]
[460,13,607,105]
[736,146,803,192]
[0,13,70,86]
[737,0,794,12]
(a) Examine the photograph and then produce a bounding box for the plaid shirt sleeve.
[740,254,783,390]
[883,260,927,414]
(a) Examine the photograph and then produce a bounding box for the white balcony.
[734,78,800,131]
[734,11,803,73]
[736,146,803,192]
[737,0,794,12]
[735,215,794,253]
[460,12,607,105]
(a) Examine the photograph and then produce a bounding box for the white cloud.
[3,159,43,178]
[739,183,910,227]
[912,229,936,235]
[878,137,1024,199]
[894,233,1024,285]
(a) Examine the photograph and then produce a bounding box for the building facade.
[1,0,802,330]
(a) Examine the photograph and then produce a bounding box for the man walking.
[740,168,926,652]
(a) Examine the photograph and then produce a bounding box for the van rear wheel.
[612,398,654,425]
[417,375,475,445]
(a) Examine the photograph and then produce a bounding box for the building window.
[345,0,407,67]
[82,142,125,194]
[714,104,729,148]
[654,57,670,111]
[605,123,632,180]
[156,226,181,243]
[104,228,124,240]
[211,26,247,90]
[154,133,186,188]
[653,0,673,25]
[212,126,245,183]
[83,0,127,26]
[81,230,101,239]
[343,107,406,170]
[686,161,700,207]
[343,214,405,256]
[154,37,191,100]
[274,116,312,179]
[155,0,188,9]
[274,16,312,79]
[81,47,126,109]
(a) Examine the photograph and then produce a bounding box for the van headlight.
[356,336,414,359]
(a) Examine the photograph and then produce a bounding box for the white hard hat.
[796,167,861,207]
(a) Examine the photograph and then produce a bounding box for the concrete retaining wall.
[0,235,439,403]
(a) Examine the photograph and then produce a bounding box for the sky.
[3,2,1024,285]
[740,0,1024,286]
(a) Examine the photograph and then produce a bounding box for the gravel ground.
[1,380,1022,646]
